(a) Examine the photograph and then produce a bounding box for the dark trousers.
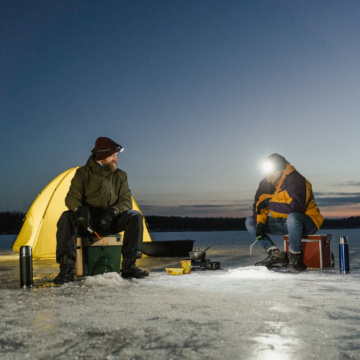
[56,209,143,263]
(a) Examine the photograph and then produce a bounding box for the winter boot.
[54,254,75,284]
[121,258,149,279]
[254,249,288,269]
[287,251,306,272]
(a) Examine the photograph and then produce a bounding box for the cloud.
[314,192,360,207]
[331,181,360,187]
[314,191,360,197]
[140,202,252,217]
[139,192,360,217]
[177,204,249,209]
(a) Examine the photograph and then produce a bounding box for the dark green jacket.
[65,155,132,214]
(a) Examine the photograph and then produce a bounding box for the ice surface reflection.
[252,322,299,360]
[1,230,360,359]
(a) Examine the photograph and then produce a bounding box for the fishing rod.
[87,227,107,246]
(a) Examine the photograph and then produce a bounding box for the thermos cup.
[20,246,33,288]
[339,237,350,274]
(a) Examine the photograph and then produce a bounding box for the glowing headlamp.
[262,153,287,174]
[91,143,124,154]
[262,160,275,173]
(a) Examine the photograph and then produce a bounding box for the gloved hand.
[99,208,117,235]
[256,222,266,240]
[256,198,270,214]
[75,206,91,234]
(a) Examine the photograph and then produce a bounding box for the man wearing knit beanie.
[93,137,122,161]
[245,153,324,272]
[54,137,149,284]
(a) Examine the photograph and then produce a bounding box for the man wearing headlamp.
[245,153,323,271]
[54,136,149,284]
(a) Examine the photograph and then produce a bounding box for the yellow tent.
[12,167,152,259]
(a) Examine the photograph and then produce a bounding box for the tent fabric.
[13,167,152,259]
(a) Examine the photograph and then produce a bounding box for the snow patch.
[83,272,125,287]
[225,266,277,279]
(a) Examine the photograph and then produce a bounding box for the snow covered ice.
[1,230,360,359]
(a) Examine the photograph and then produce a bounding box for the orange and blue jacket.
[252,162,323,230]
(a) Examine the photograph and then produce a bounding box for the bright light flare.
[262,160,275,173]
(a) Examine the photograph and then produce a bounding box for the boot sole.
[287,266,306,272]
[121,275,148,279]
[53,279,74,285]
[121,273,149,279]
[254,262,288,268]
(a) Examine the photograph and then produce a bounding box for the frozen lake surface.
[1,229,360,359]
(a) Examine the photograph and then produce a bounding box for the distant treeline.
[0,211,25,234]
[322,217,360,229]
[146,216,247,232]
[146,215,360,232]
[1,212,360,234]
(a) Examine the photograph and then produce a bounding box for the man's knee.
[123,210,143,226]
[286,213,303,228]
[129,210,143,219]
[57,210,76,227]
[245,216,255,231]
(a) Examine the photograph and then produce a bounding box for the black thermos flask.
[20,246,33,288]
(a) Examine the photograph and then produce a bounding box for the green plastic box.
[75,234,123,276]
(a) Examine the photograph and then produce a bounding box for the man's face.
[267,170,283,185]
[100,153,118,172]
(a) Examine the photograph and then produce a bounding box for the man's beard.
[103,160,117,173]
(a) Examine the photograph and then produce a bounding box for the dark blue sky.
[1,0,360,217]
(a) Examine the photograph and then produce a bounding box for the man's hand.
[99,208,117,235]
[256,198,270,214]
[256,222,266,240]
[75,206,91,234]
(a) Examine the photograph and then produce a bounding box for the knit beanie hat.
[266,153,287,171]
[91,137,121,161]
